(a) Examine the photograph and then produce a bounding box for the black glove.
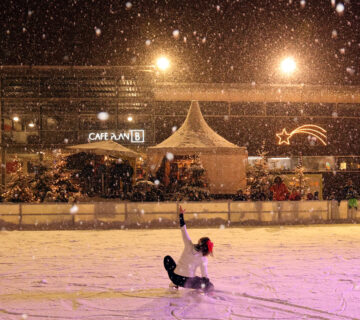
[179,213,185,227]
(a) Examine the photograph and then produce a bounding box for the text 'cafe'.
[88,130,145,144]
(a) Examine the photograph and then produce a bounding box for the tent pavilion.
[66,140,140,158]
[66,140,140,195]
[147,101,248,194]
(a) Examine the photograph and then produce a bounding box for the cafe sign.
[88,130,145,143]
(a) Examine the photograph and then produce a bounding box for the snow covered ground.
[1,225,360,319]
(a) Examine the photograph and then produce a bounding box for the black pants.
[163,255,214,291]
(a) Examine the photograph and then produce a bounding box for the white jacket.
[174,225,208,278]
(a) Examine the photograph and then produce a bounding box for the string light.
[276,125,327,145]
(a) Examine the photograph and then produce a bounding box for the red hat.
[207,240,214,254]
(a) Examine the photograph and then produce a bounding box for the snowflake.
[336,3,344,14]
[97,112,109,121]
[172,30,180,38]
[166,152,174,161]
[95,27,101,36]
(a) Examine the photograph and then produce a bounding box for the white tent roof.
[148,101,246,154]
[67,140,139,158]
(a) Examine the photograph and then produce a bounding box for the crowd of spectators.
[234,176,323,202]
[233,177,358,208]
[77,161,358,206]
[327,179,358,209]
[79,159,134,199]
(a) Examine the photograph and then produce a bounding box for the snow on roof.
[67,140,139,158]
[148,101,246,154]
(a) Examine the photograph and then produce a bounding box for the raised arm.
[179,206,192,248]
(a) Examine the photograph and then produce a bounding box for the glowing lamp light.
[280,57,296,74]
[127,116,133,122]
[28,123,35,128]
[13,116,19,122]
[156,56,170,71]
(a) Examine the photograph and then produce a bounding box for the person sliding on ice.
[163,206,214,292]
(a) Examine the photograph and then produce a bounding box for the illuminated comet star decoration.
[276,125,327,146]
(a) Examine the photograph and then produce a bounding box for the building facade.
[1,66,360,190]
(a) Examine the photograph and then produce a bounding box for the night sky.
[1,0,359,84]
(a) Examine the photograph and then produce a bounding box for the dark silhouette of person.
[233,189,247,201]
[122,160,134,196]
[81,161,94,195]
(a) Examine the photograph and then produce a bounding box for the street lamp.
[280,57,296,75]
[156,56,170,71]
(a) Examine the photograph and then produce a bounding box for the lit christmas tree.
[32,167,52,202]
[246,148,271,199]
[247,151,269,188]
[2,160,35,202]
[292,163,310,198]
[37,151,80,203]
[246,145,282,200]
[180,157,210,200]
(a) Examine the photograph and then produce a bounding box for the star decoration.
[276,125,327,146]
[276,128,292,145]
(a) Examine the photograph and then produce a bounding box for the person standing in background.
[270,176,289,201]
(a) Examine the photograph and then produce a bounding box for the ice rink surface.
[1,225,360,319]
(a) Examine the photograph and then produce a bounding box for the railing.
[0,200,356,229]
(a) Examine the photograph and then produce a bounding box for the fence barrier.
[0,200,357,228]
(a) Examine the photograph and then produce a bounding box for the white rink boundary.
[0,200,357,227]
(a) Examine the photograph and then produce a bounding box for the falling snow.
[0,0,360,317]
[97,111,110,121]
[336,3,345,14]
